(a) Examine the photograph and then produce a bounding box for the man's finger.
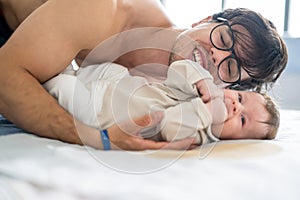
[163,138,198,150]
[138,137,197,150]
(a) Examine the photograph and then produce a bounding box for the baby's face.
[220,89,270,140]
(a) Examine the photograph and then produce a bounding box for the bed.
[0,109,300,200]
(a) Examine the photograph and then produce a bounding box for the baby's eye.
[238,94,242,103]
[241,115,246,126]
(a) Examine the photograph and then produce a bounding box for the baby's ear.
[191,16,213,27]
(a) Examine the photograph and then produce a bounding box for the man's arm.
[0,0,135,143]
[0,0,113,142]
[0,0,196,150]
[0,45,196,150]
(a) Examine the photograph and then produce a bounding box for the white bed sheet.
[0,109,300,200]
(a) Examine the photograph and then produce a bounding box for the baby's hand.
[195,79,224,103]
[208,97,228,138]
[205,97,228,125]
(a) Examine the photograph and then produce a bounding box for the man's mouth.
[192,48,206,69]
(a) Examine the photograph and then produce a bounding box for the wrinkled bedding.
[0,109,300,200]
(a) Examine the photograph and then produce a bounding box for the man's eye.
[241,115,245,126]
[220,29,232,48]
[220,34,226,48]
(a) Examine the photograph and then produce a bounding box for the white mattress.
[1,109,300,200]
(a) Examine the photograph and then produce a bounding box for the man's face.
[169,19,250,87]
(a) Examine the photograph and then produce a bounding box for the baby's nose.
[224,97,241,119]
[232,99,242,114]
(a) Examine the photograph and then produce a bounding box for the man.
[0,0,287,150]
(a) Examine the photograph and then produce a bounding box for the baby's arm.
[205,97,227,124]
[195,78,224,103]
[159,99,212,144]
[164,60,214,99]
[161,60,227,142]
[205,96,227,138]
[194,75,227,122]
[165,60,225,102]
[195,79,228,138]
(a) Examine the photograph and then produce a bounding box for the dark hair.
[213,8,288,91]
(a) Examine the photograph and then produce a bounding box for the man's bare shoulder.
[1,0,172,82]
[1,0,131,81]
[126,0,173,28]
[45,0,129,46]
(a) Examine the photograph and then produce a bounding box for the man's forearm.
[0,64,84,144]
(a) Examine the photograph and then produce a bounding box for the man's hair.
[212,8,288,92]
[259,93,280,139]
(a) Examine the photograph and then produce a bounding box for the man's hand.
[107,112,198,151]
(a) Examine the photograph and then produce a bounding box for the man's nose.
[210,48,232,65]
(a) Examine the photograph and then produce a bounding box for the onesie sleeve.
[163,60,213,100]
[160,98,219,145]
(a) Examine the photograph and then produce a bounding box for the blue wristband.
[100,129,111,150]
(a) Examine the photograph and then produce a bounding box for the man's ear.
[191,16,213,27]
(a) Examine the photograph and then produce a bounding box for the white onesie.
[44,60,220,145]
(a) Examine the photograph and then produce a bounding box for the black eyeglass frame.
[209,17,242,85]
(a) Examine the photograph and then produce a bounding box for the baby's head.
[217,89,279,140]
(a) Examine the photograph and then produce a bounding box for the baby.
[44,60,279,145]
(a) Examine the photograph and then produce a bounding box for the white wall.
[270,38,300,110]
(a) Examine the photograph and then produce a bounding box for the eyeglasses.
[210,17,241,84]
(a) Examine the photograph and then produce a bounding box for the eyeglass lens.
[211,24,240,83]
[211,24,234,50]
[218,58,240,83]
